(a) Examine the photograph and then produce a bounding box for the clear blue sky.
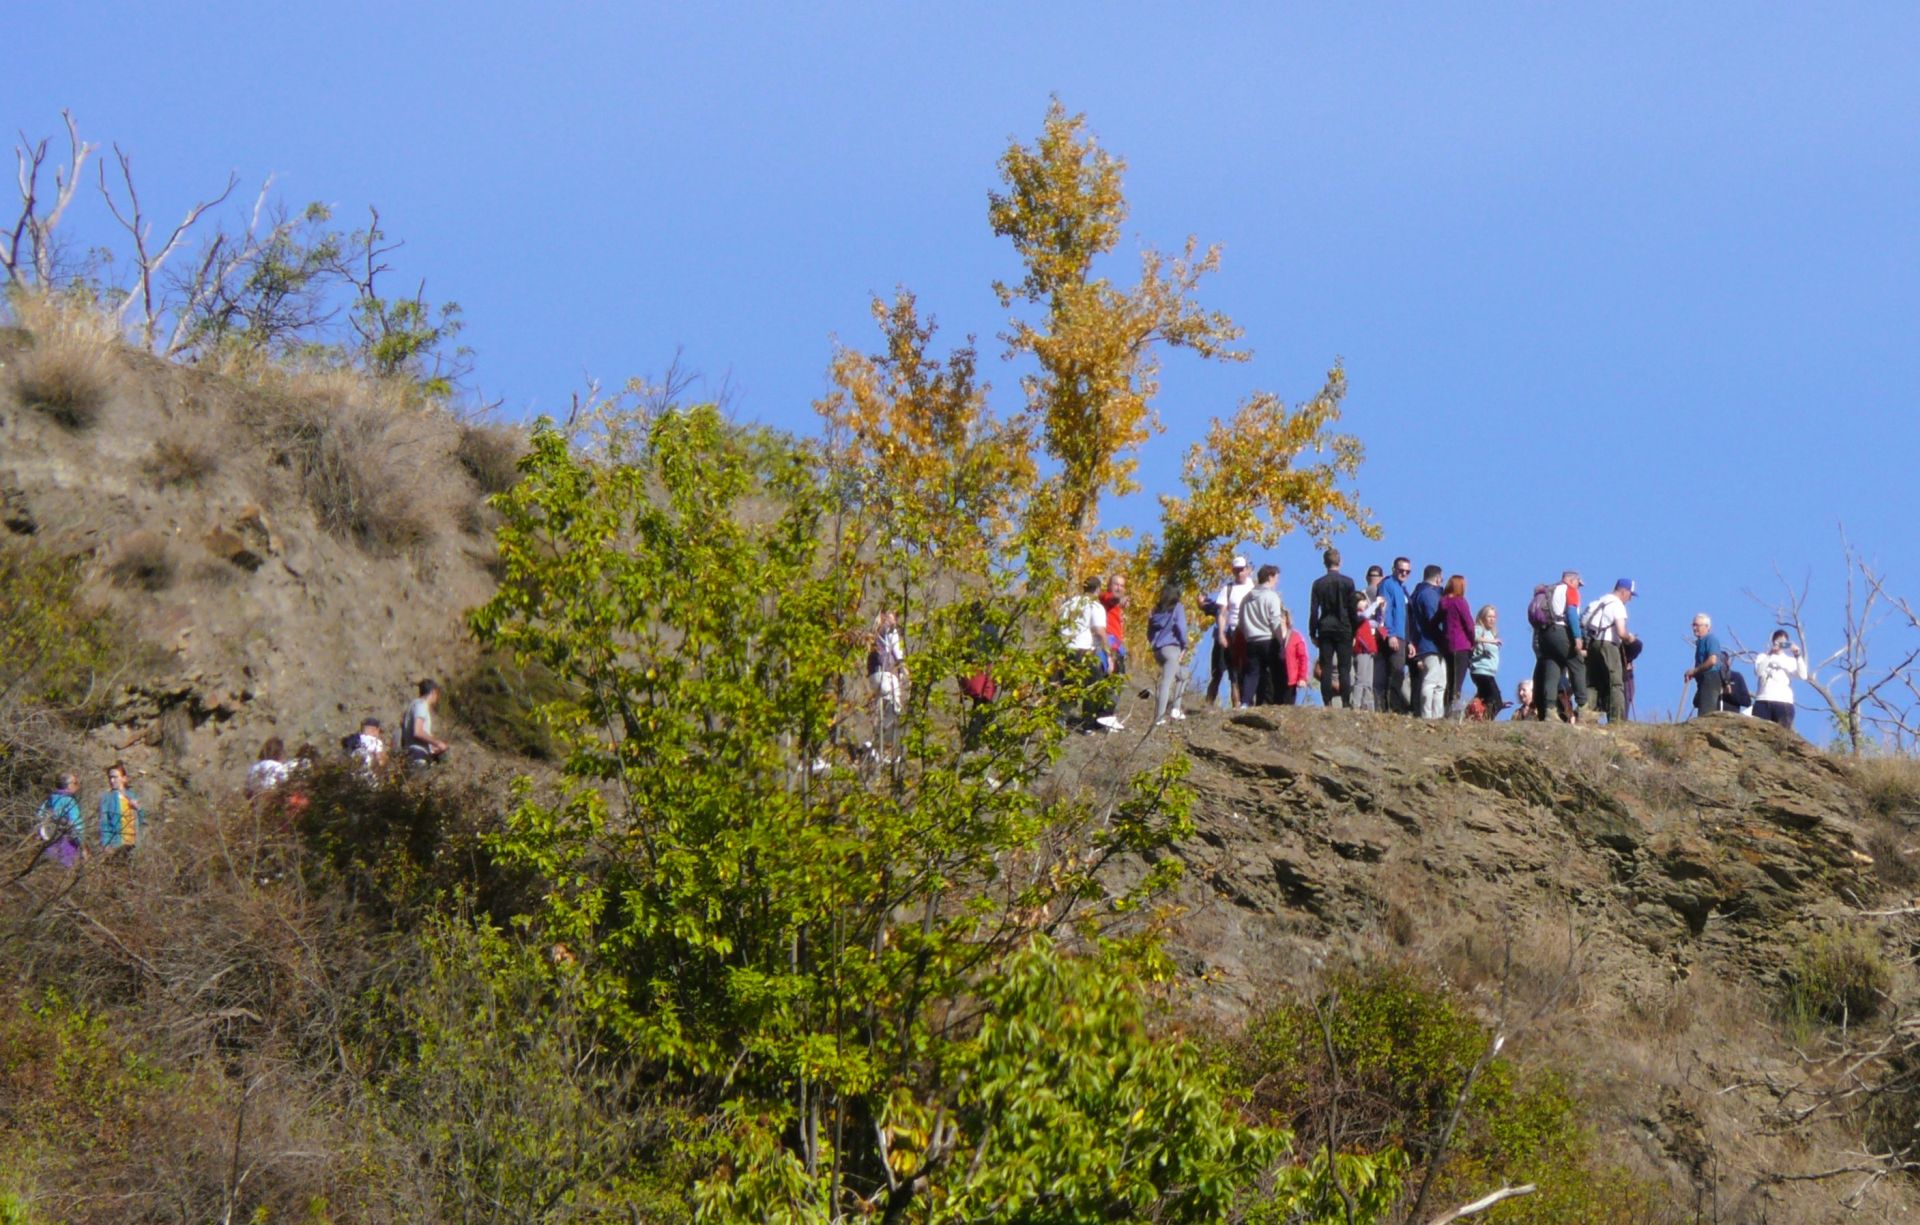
[11,4,1920,727]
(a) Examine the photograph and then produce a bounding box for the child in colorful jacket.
[97,762,143,851]
[37,773,84,867]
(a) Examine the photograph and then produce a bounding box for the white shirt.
[1060,596,1105,651]
[1214,579,1256,632]
[1753,647,1808,704]
[1583,593,1629,644]
[246,758,288,797]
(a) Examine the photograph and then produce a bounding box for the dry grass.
[454,419,527,495]
[250,368,445,556]
[144,435,220,488]
[1852,755,1920,821]
[4,293,119,431]
[106,530,176,592]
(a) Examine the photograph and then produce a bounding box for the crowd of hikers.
[27,679,452,869]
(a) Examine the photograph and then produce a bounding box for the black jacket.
[1308,571,1356,639]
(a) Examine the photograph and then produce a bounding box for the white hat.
[1231,555,1249,569]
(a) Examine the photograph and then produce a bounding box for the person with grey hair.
[1684,613,1725,717]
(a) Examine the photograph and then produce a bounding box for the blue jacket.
[1380,578,1410,641]
[1409,582,1446,656]
[39,792,82,841]
[1147,604,1188,652]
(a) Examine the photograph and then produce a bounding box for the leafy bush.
[1234,965,1677,1224]
[0,538,135,716]
[452,650,567,760]
[1785,929,1892,1027]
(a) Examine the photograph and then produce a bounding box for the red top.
[1100,591,1124,641]
[1354,620,1379,655]
[1285,630,1310,686]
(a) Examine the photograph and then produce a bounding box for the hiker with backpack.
[1378,558,1413,713]
[1580,579,1639,724]
[1407,564,1447,718]
[402,679,451,767]
[1684,614,1725,717]
[1752,630,1808,731]
[35,773,85,868]
[1530,571,1588,723]
[1147,582,1191,727]
[1308,548,1357,708]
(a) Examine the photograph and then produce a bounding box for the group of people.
[25,679,453,872]
[1118,552,1808,732]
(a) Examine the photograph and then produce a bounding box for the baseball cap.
[1616,578,1636,595]
[1231,555,1249,569]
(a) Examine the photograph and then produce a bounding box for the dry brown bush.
[252,370,444,555]
[454,419,526,495]
[144,435,221,488]
[1853,755,1920,821]
[106,530,176,592]
[4,294,119,431]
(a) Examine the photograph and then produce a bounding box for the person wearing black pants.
[1309,548,1357,708]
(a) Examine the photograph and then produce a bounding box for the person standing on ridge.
[36,773,85,868]
[1099,573,1129,681]
[1309,548,1357,708]
[1581,579,1638,723]
[1146,582,1190,727]
[1469,604,1504,717]
[97,762,142,852]
[1408,564,1447,719]
[1237,564,1286,707]
[1751,629,1808,731]
[1439,574,1475,717]
[1280,608,1310,707]
[1211,557,1256,709]
[1352,590,1381,711]
[1533,570,1587,722]
[1684,613,1725,718]
[1378,558,1413,712]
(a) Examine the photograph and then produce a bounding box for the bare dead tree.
[1748,528,1920,755]
[98,144,239,350]
[4,110,96,287]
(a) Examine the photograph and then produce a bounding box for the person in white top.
[1060,577,1120,730]
[1751,630,1809,732]
[246,736,289,799]
[1211,556,1256,709]
[1579,578,1639,724]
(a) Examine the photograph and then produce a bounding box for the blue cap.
[1617,578,1636,595]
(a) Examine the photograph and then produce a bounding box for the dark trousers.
[1207,639,1228,703]
[1753,699,1796,730]
[1533,628,1587,721]
[1239,637,1279,706]
[1379,638,1410,713]
[1277,681,1298,705]
[1695,670,1724,716]
[1318,632,1354,708]
[1470,672,1503,713]
[1443,649,1470,713]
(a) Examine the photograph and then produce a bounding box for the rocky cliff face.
[1110,706,1911,1221]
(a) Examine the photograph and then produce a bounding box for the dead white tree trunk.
[98,143,238,350]
[4,110,96,287]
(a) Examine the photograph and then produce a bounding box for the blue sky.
[11,4,1920,727]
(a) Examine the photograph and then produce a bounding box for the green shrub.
[1233,965,1677,1224]
[452,650,566,760]
[0,538,135,716]
[1785,929,1892,1027]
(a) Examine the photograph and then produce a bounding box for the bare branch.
[5,110,97,286]
[99,144,238,349]
[1421,1183,1538,1225]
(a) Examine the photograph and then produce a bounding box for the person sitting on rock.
[36,773,85,868]
[1510,678,1535,721]
[401,680,450,767]
[246,737,289,798]
[97,762,142,853]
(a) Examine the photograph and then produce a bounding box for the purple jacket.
[1440,596,1475,654]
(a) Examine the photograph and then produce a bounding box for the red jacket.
[1285,630,1310,687]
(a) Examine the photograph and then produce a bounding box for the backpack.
[1580,594,1617,641]
[1526,584,1553,629]
[1723,670,1753,711]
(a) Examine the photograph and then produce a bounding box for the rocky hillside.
[7,327,1920,1221]
[1090,705,1917,1222]
[0,328,506,797]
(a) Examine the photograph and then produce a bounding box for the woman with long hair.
[1469,604,1504,717]
[1147,581,1191,726]
[1439,575,1475,717]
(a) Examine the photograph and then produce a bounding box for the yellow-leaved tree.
[990,99,1246,576]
